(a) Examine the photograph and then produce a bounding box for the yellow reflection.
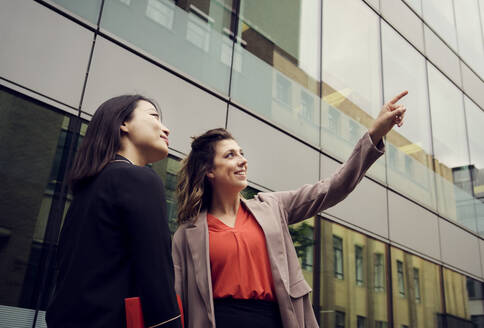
[391,248,442,328]
[323,89,352,107]
[320,220,388,327]
[290,217,315,288]
[443,268,470,319]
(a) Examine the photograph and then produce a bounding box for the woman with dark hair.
[47,95,181,328]
[172,91,408,328]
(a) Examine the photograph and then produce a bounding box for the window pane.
[151,156,183,234]
[355,245,364,286]
[391,248,442,328]
[321,0,384,182]
[0,89,73,326]
[381,22,436,211]
[413,268,421,302]
[49,0,103,24]
[403,0,422,15]
[230,0,322,146]
[289,218,315,288]
[333,235,344,279]
[454,0,484,79]
[427,63,476,232]
[464,96,484,236]
[422,0,458,50]
[397,260,405,297]
[101,0,236,95]
[321,221,388,326]
[443,268,471,321]
[481,0,484,39]
[335,311,345,328]
[374,253,385,292]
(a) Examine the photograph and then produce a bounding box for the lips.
[160,136,169,146]
[234,170,246,176]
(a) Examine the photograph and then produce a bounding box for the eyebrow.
[224,148,243,155]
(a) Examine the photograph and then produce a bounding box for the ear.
[206,170,215,179]
[120,122,129,134]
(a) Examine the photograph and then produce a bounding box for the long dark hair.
[176,128,234,224]
[69,95,159,192]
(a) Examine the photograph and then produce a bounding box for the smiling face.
[207,139,248,193]
[120,100,170,163]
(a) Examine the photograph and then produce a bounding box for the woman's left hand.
[368,90,408,145]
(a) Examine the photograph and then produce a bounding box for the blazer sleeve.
[113,166,181,328]
[258,132,384,225]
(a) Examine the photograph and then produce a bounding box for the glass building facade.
[1,0,484,327]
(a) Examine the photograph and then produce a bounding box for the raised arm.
[259,91,408,225]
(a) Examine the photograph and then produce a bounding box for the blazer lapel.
[185,211,214,320]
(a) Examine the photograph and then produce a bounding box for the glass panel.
[364,0,379,11]
[35,122,87,327]
[151,155,182,235]
[49,0,103,24]
[413,268,421,302]
[443,268,471,320]
[397,260,405,297]
[381,22,436,211]
[427,63,476,231]
[230,0,322,146]
[289,217,315,289]
[422,0,458,50]
[0,89,73,326]
[481,0,484,39]
[464,96,484,236]
[321,0,385,182]
[334,236,344,279]
[240,185,259,200]
[320,221,388,327]
[374,253,385,293]
[335,310,346,328]
[454,0,484,79]
[391,248,442,328]
[403,0,422,15]
[355,245,364,287]
[357,315,366,328]
[467,277,484,327]
[101,0,236,95]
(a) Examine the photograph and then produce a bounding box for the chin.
[149,149,169,163]
[238,181,248,190]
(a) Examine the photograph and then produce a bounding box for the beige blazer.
[172,132,384,328]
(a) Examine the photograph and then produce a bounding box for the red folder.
[125,296,184,328]
[125,297,144,328]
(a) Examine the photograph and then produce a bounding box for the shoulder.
[102,162,162,189]
[251,191,279,206]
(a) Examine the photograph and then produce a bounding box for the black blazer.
[46,156,181,328]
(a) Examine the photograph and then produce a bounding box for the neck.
[209,187,241,217]
[117,144,147,166]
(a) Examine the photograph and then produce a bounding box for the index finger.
[389,90,408,105]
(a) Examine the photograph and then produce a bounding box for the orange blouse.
[207,203,276,301]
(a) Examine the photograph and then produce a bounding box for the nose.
[161,123,170,137]
[238,154,247,167]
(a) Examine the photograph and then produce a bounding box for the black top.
[46,156,181,328]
